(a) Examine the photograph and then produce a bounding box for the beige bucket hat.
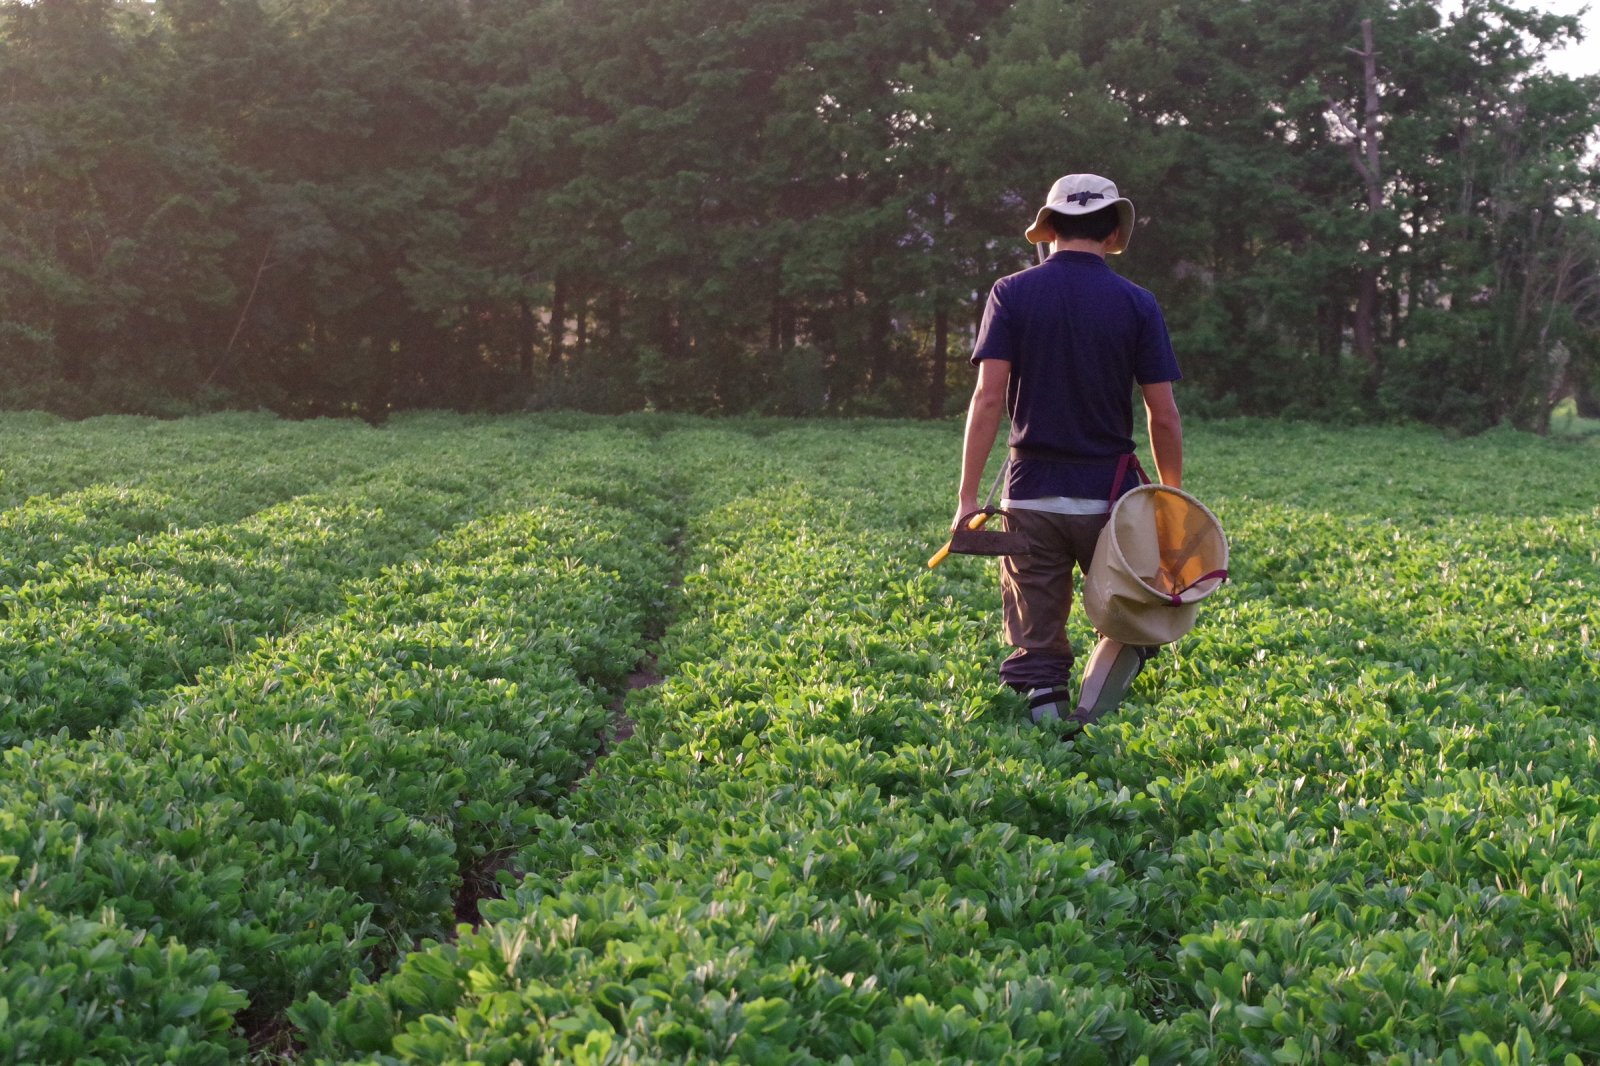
[1024,173,1136,254]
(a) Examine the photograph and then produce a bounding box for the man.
[954,173,1183,736]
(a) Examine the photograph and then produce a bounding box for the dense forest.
[2,0,1597,429]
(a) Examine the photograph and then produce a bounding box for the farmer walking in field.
[954,173,1184,737]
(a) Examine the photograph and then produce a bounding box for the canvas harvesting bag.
[1083,482,1229,645]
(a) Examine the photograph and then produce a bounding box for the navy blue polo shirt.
[970,250,1180,501]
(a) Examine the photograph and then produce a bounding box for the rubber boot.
[1067,638,1155,736]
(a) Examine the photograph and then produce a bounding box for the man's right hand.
[956,359,1010,530]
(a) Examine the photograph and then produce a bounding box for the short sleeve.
[969,282,1015,366]
[1133,294,1181,385]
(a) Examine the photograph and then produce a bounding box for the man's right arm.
[1141,380,1182,488]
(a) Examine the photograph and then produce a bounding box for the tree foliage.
[1,0,1596,428]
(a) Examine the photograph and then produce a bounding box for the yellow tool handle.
[927,511,990,569]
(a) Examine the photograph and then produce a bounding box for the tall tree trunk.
[653,299,676,359]
[780,299,797,351]
[574,291,588,359]
[1384,270,1401,346]
[1317,299,1345,372]
[517,298,534,376]
[1575,368,1600,419]
[868,296,891,387]
[606,288,623,354]
[56,317,93,386]
[205,234,274,388]
[1403,197,1426,342]
[1353,273,1379,377]
[547,278,566,367]
[769,270,784,353]
[1330,18,1384,377]
[928,300,949,419]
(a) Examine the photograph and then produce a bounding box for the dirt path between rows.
[448,653,665,935]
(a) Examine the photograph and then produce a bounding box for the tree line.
[2,0,1597,429]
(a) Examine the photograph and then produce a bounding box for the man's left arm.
[1141,380,1182,489]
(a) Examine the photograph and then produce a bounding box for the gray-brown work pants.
[997,507,1108,692]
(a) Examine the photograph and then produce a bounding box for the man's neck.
[1050,238,1108,257]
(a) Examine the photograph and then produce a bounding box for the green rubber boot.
[1066,639,1156,737]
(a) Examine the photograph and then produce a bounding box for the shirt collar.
[1045,250,1110,265]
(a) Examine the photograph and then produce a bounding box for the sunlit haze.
[1521,0,1598,76]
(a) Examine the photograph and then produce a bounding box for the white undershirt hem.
[1002,496,1110,516]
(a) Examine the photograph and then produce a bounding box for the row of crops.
[2,412,1598,1063]
[1,414,677,1061]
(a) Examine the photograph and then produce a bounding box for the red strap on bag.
[1164,569,1230,605]
[1108,453,1148,507]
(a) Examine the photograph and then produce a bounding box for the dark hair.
[1045,204,1121,243]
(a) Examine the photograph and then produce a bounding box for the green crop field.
[1,411,1597,1065]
